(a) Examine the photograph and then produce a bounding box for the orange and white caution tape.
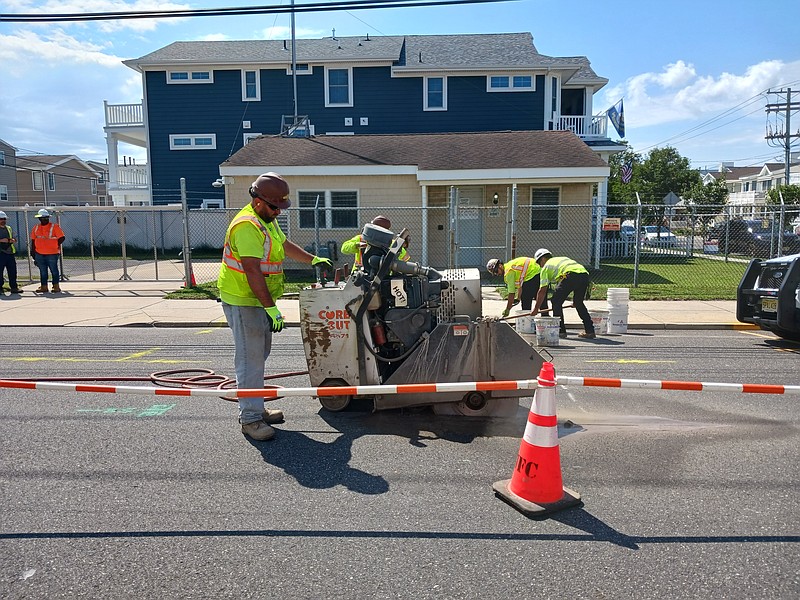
[0,376,798,399]
[0,378,535,399]
[555,376,800,395]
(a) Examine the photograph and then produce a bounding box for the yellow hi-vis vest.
[504,256,538,297]
[341,234,410,272]
[217,204,286,306]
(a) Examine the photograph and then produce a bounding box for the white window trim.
[424,76,448,111]
[167,69,214,84]
[91,178,98,195]
[0,184,8,202]
[298,189,360,229]
[32,171,43,191]
[325,66,354,107]
[286,64,312,75]
[243,133,262,145]
[241,69,261,101]
[47,172,56,191]
[487,73,535,92]
[0,151,5,166]
[169,134,217,150]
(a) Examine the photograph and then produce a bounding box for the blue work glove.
[265,306,284,333]
[502,308,510,318]
[311,256,332,269]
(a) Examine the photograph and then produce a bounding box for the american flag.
[621,161,633,184]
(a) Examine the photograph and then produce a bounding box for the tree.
[687,176,729,231]
[636,147,701,225]
[607,144,642,207]
[766,184,800,221]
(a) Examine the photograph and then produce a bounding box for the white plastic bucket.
[534,316,561,347]
[514,310,536,334]
[607,309,629,334]
[588,309,609,335]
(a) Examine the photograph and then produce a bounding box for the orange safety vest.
[32,222,64,255]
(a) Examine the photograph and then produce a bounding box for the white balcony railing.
[110,165,149,189]
[556,114,608,138]
[728,191,766,206]
[104,101,144,127]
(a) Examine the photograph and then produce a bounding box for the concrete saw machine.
[299,224,545,416]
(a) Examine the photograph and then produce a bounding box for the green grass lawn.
[590,257,747,300]
[168,256,749,301]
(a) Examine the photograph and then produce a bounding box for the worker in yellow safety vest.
[341,215,409,272]
[218,172,332,441]
[486,256,547,318]
[530,248,595,339]
[0,210,22,294]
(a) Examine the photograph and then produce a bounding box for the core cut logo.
[318,308,351,330]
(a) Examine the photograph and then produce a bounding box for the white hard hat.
[0,210,7,219]
[486,258,502,274]
[534,248,552,262]
[36,208,51,218]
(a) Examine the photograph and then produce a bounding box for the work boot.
[263,408,285,424]
[559,330,568,338]
[52,285,62,293]
[35,286,48,293]
[241,421,275,441]
[10,288,22,294]
[578,331,596,339]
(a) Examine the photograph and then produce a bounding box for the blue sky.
[1,0,799,168]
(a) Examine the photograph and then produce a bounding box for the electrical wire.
[0,0,514,23]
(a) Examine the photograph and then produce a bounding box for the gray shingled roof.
[124,32,606,85]
[222,130,608,170]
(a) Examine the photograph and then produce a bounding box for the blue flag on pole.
[608,99,625,138]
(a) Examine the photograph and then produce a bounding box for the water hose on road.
[10,368,310,403]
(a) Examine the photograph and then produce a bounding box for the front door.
[456,186,484,267]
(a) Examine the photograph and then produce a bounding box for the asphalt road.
[1,327,798,599]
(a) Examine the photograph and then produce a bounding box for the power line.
[0,0,514,23]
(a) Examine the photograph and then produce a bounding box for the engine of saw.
[299,223,545,416]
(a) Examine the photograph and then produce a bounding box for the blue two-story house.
[106,32,617,207]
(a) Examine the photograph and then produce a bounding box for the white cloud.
[3,1,191,33]
[606,59,800,128]
[260,26,326,40]
[0,29,123,72]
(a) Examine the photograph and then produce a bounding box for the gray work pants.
[222,303,273,424]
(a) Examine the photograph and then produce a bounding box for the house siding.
[145,66,548,206]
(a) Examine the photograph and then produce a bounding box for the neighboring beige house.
[15,155,101,207]
[702,159,800,218]
[0,138,18,206]
[219,130,610,267]
[86,160,111,206]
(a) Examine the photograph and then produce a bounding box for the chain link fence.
[3,202,798,298]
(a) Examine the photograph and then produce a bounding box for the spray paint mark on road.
[116,348,161,361]
[586,359,676,364]
[196,329,214,335]
[76,403,177,417]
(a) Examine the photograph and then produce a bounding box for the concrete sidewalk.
[0,279,751,330]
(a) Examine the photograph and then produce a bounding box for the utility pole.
[765,88,800,185]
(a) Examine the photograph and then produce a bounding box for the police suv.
[737,253,800,341]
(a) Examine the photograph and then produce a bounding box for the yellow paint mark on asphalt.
[738,330,775,338]
[196,329,214,335]
[116,348,161,361]
[586,359,676,364]
[5,357,206,364]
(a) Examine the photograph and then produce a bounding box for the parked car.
[706,219,800,258]
[620,224,636,241]
[640,226,677,247]
[737,252,800,341]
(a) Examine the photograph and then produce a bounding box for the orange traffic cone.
[492,361,581,518]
